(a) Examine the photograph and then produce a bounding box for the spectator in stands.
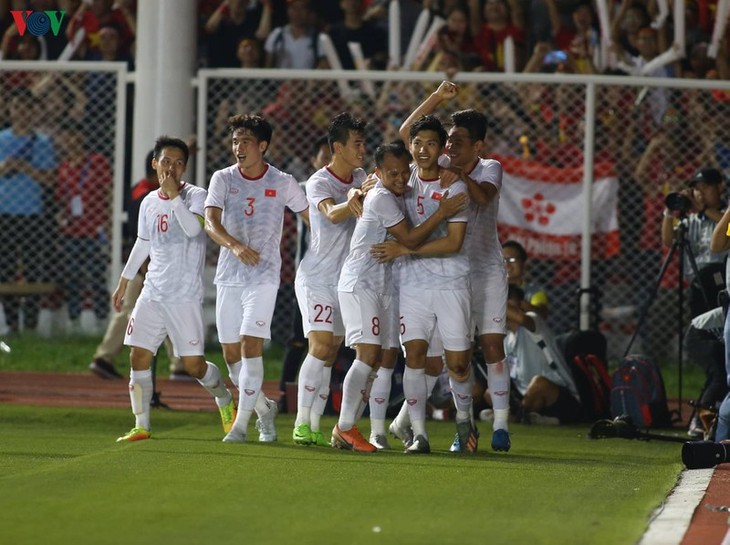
[203,0,271,68]
[85,23,133,67]
[32,73,87,141]
[264,0,328,69]
[89,149,183,380]
[325,0,387,70]
[543,0,600,74]
[469,0,526,72]
[54,121,111,333]
[67,0,135,60]
[0,87,57,333]
[610,0,651,59]
[1,29,46,61]
[489,284,582,424]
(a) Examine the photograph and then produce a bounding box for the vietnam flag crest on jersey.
[265,189,277,197]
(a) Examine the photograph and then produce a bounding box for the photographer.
[661,168,727,318]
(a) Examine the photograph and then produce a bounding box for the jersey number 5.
[416,195,425,215]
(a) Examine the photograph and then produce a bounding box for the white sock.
[338,360,372,431]
[493,408,510,431]
[130,369,153,430]
[450,370,474,423]
[425,372,439,399]
[227,360,242,390]
[231,356,264,434]
[369,367,393,435]
[310,366,332,432]
[197,361,233,409]
[295,354,326,427]
[487,360,510,431]
[255,391,273,417]
[403,366,427,439]
[356,371,377,421]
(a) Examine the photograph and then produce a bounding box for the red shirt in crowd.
[55,152,112,238]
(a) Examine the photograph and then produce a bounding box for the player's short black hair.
[311,135,329,158]
[153,136,190,165]
[145,149,155,177]
[228,114,273,154]
[450,109,488,142]
[328,112,366,151]
[502,240,528,262]
[409,115,448,147]
[374,142,412,168]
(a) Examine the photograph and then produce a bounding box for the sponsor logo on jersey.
[265,189,277,197]
[256,320,265,327]
[230,188,239,195]
[189,340,200,345]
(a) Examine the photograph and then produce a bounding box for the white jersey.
[297,166,366,287]
[505,312,579,400]
[137,183,207,303]
[441,155,504,275]
[338,181,405,294]
[399,165,470,289]
[205,163,308,287]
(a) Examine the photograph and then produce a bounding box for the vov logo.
[10,10,66,37]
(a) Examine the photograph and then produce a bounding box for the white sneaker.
[255,399,278,442]
[389,420,414,448]
[222,429,247,443]
[404,434,430,454]
[369,433,390,450]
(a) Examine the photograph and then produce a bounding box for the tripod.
[149,355,171,409]
[624,216,711,414]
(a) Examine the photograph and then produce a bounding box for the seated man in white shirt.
[496,284,583,424]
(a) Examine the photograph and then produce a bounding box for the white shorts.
[215,284,278,343]
[295,279,345,337]
[339,289,397,349]
[124,298,204,357]
[471,271,507,336]
[400,287,471,351]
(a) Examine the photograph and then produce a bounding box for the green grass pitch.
[0,404,685,545]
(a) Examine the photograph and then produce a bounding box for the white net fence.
[0,61,126,337]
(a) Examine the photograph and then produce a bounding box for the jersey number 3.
[244,197,256,217]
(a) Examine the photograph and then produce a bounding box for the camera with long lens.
[682,440,729,469]
[665,192,692,214]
